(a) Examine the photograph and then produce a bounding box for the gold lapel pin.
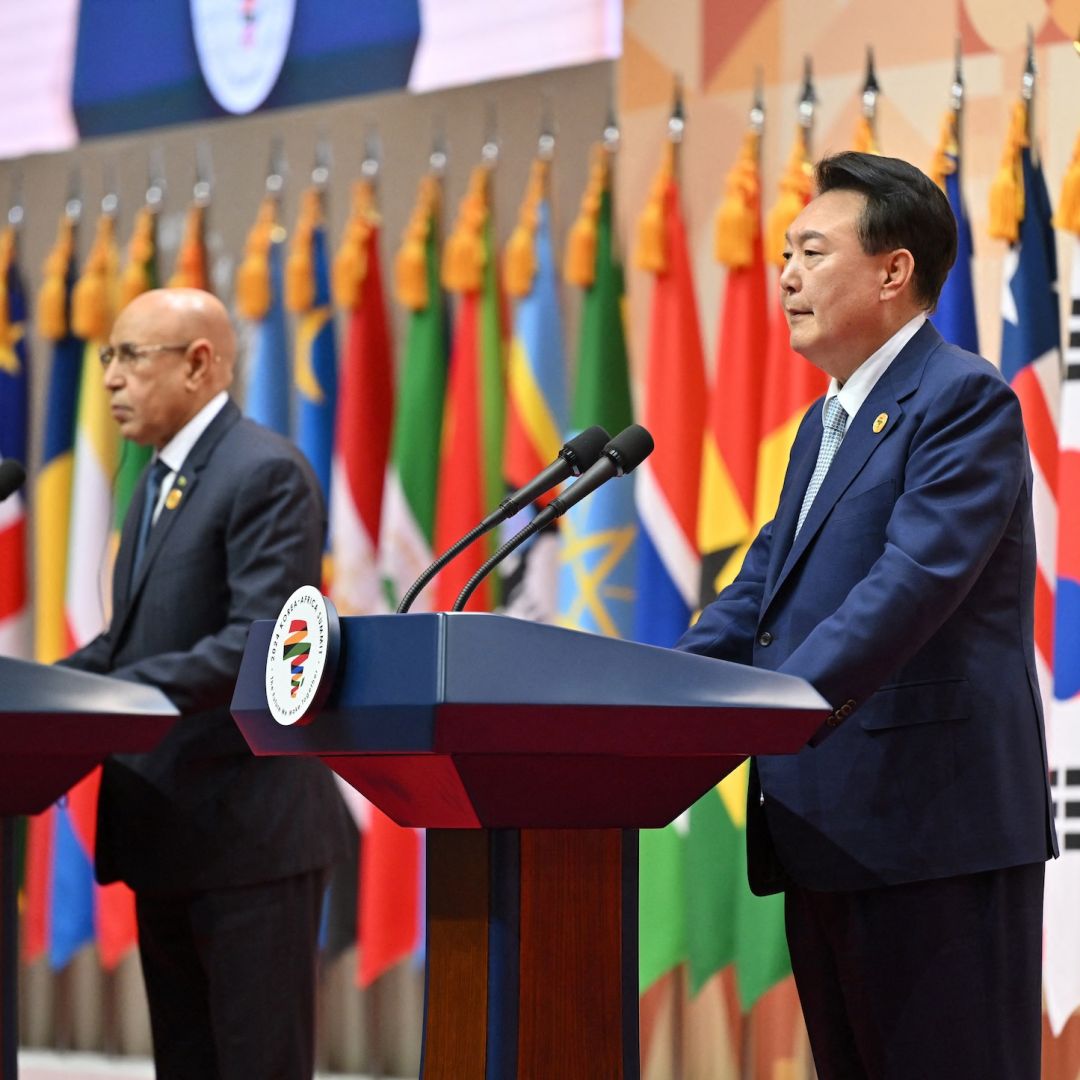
[165,488,183,511]
[872,412,888,434]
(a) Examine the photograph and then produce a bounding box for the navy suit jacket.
[678,322,1057,894]
[65,400,352,894]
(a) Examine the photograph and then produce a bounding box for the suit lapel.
[762,320,941,613]
[109,401,241,653]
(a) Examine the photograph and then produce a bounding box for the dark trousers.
[136,869,327,1080]
[785,862,1044,1080]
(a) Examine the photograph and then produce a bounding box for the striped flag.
[1041,144,1079,1037]
[329,178,394,617]
[685,125,790,1011]
[994,113,1059,716]
[633,143,708,992]
[356,173,450,987]
[929,110,979,354]
[23,212,82,968]
[432,164,505,613]
[0,223,30,658]
[238,196,291,437]
[557,146,637,639]
[288,187,338,540]
[500,157,567,621]
[380,175,447,608]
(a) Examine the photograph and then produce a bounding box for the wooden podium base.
[421,828,640,1080]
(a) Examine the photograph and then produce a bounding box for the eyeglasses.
[99,342,192,370]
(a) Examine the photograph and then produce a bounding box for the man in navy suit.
[63,288,351,1079]
[679,153,1057,1079]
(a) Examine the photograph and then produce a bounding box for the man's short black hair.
[814,152,958,310]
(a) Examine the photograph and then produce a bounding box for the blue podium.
[233,613,827,1079]
[0,658,177,1079]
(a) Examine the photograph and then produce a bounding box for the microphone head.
[0,458,26,501]
[560,425,610,476]
[604,425,654,476]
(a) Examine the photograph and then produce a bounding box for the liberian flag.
[999,145,1060,715]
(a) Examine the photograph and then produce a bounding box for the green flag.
[379,176,448,608]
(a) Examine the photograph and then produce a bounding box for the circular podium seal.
[265,585,340,726]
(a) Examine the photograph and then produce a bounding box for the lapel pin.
[872,412,888,434]
[165,488,183,511]
[177,475,187,487]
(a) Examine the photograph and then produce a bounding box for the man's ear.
[880,248,915,300]
[185,338,214,389]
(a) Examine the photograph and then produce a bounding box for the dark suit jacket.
[65,399,352,894]
[678,322,1057,895]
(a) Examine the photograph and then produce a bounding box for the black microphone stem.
[397,518,493,613]
[452,518,544,613]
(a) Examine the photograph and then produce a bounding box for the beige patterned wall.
[619,0,1080,380]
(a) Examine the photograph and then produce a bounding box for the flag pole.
[1022,25,1037,163]
[799,56,817,160]
[951,38,965,164]
[862,45,880,144]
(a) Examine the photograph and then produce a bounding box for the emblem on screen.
[264,586,340,726]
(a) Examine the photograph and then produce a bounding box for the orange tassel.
[72,213,118,342]
[38,216,75,341]
[119,206,157,308]
[563,147,608,287]
[0,228,13,345]
[1055,131,1080,235]
[852,115,879,155]
[395,175,439,311]
[332,180,377,310]
[286,188,322,313]
[765,128,813,267]
[441,166,490,294]
[634,143,674,273]
[236,197,277,320]
[929,112,957,191]
[168,205,209,291]
[988,102,1028,244]
[714,129,760,269]
[503,159,547,298]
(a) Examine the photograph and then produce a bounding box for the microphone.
[0,459,26,503]
[451,424,654,612]
[396,425,611,613]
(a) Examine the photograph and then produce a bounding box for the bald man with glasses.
[64,287,351,1080]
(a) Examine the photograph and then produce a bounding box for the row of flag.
[1,78,1080,1064]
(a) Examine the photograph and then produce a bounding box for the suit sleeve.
[778,368,1027,710]
[675,517,773,666]
[106,453,324,713]
[63,630,113,674]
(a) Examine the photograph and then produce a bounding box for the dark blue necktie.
[131,458,170,579]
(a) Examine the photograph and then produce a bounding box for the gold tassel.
[852,115,879,155]
[441,166,489,294]
[119,206,157,308]
[765,128,813,266]
[286,188,321,313]
[929,113,957,191]
[38,215,75,341]
[988,101,1028,244]
[72,213,118,342]
[236,197,277,320]
[503,159,547,298]
[563,147,608,287]
[714,130,760,269]
[168,205,209,291]
[0,228,12,356]
[395,175,439,311]
[332,180,377,310]
[1055,131,1080,235]
[634,143,674,273]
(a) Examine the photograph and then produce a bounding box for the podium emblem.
[264,585,340,726]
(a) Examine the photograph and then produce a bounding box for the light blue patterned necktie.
[795,396,848,538]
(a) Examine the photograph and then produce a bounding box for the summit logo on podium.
[264,585,340,726]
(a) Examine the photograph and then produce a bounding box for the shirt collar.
[156,391,229,475]
[824,313,926,432]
